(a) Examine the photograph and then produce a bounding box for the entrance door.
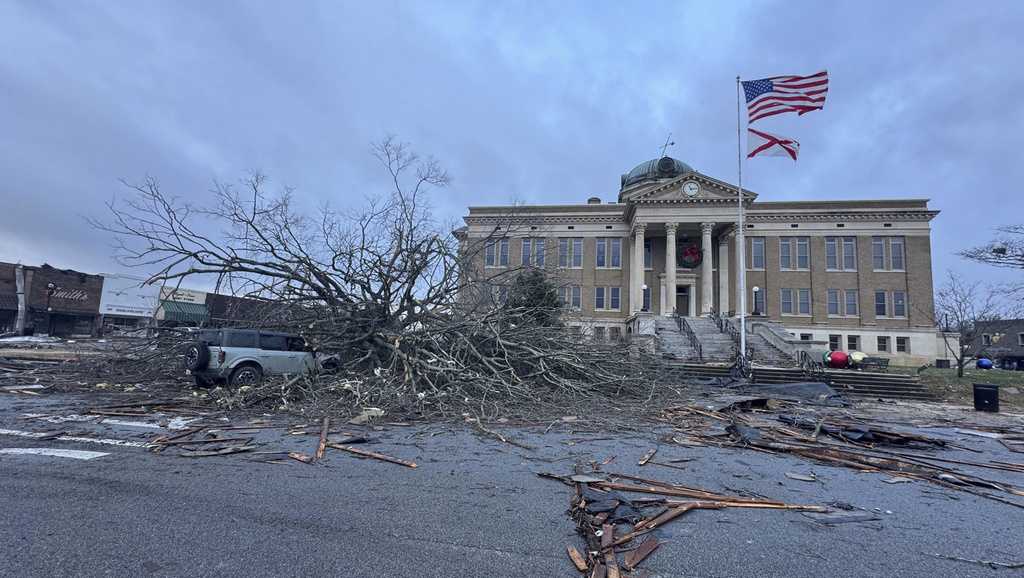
[676,286,690,317]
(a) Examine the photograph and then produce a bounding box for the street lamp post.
[752,286,762,316]
[45,283,58,336]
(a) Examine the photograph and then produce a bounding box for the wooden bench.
[859,357,889,372]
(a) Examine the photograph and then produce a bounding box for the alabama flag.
[747,128,799,161]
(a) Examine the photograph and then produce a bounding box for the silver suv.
[184,329,315,387]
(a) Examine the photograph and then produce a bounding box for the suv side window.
[198,330,221,346]
[287,337,308,352]
[260,333,288,351]
[223,331,257,348]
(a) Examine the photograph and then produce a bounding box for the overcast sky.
[1,1,1021,287]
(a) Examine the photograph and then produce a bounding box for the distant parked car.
[183,329,316,387]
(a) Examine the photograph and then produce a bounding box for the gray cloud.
[1,0,1021,286]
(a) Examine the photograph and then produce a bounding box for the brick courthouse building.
[460,156,945,366]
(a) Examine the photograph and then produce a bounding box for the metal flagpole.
[736,76,746,358]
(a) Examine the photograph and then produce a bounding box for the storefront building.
[98,274,161,334]
[27,264,103,337]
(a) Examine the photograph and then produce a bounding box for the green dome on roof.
[620,156,693,189]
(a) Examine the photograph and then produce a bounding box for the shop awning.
[160,300,208,324]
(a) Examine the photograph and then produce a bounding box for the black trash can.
[973,383,999,412]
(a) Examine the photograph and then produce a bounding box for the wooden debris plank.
[611,504,696,547]
[600,524,620,578]
[567,546,588,572]
[638,448,657,466]
[315,417,330,461]
[158,436,253,446]
[289,452,314,464]
[622,538,660,571]
[180,445,259,458]
[325,442,417,468]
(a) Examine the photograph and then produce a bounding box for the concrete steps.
[654,317,736,363]
[751,367,933,401]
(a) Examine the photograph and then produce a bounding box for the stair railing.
[797,350,829,383]
[673,312,703,361]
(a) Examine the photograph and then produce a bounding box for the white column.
[718,229,731,315]
[658,274,667,316]
[664,222,677,316]
[630,224,646,314]
[700,222,715,315]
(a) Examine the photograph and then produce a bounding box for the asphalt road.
[1,390,1022,577]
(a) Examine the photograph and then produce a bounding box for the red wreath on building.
[678,244,702,268]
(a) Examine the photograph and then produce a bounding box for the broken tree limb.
[473,419,535,450]
[325,442,417,468]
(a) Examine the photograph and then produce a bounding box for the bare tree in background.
[92,137,642,414]
[934,271,1015,377]
[961,224,1024,293]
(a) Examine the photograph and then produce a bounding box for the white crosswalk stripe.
[0,447,110,460]
[0,428,152,448]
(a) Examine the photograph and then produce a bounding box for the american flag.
[742,71,828,123]
[747,128,799,161]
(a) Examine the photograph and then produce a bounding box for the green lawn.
[894,366,1024,407]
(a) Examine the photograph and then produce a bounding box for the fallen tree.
[89,138,647,415]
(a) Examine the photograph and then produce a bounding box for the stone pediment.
[623,171,756,205]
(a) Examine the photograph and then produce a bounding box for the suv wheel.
[193,374,214,388]
[229,363,263,387]
[185,342,210,371]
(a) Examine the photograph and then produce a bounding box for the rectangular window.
[845,289,859,316]
[843,237,857,270]
[872,237,886,270]
[800,333,813,341]
[485,240,496,267]
[827,289,840,315]
[890,237,905,271]
[751,238,765,269]
[225,331,257,348]
[596,238,621,268]
[874,290,888,317]
[609,327,622,341]
[780,288,794,315]
[559,286,582,310]
[644,239,652,269]
[642,286,651,312]
[497,239,509,267]
[1018,333,1024,346]
[522,238,545,267]
[797,237,809,269]
[847,335,860,351]
[595,287,606,310]
[893,291,907,317]
[982,334,992,346]
[559,238,582,268]
[781,237,809,269]
[260,333,288,351]
[593,326,605,341]
[896,336,910,353]
[826,238,838,269]
[877,336,890,353]
[798,288,811,315]
[829,334,841,351]
[521,238,532,266]
[610,287,621,310]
